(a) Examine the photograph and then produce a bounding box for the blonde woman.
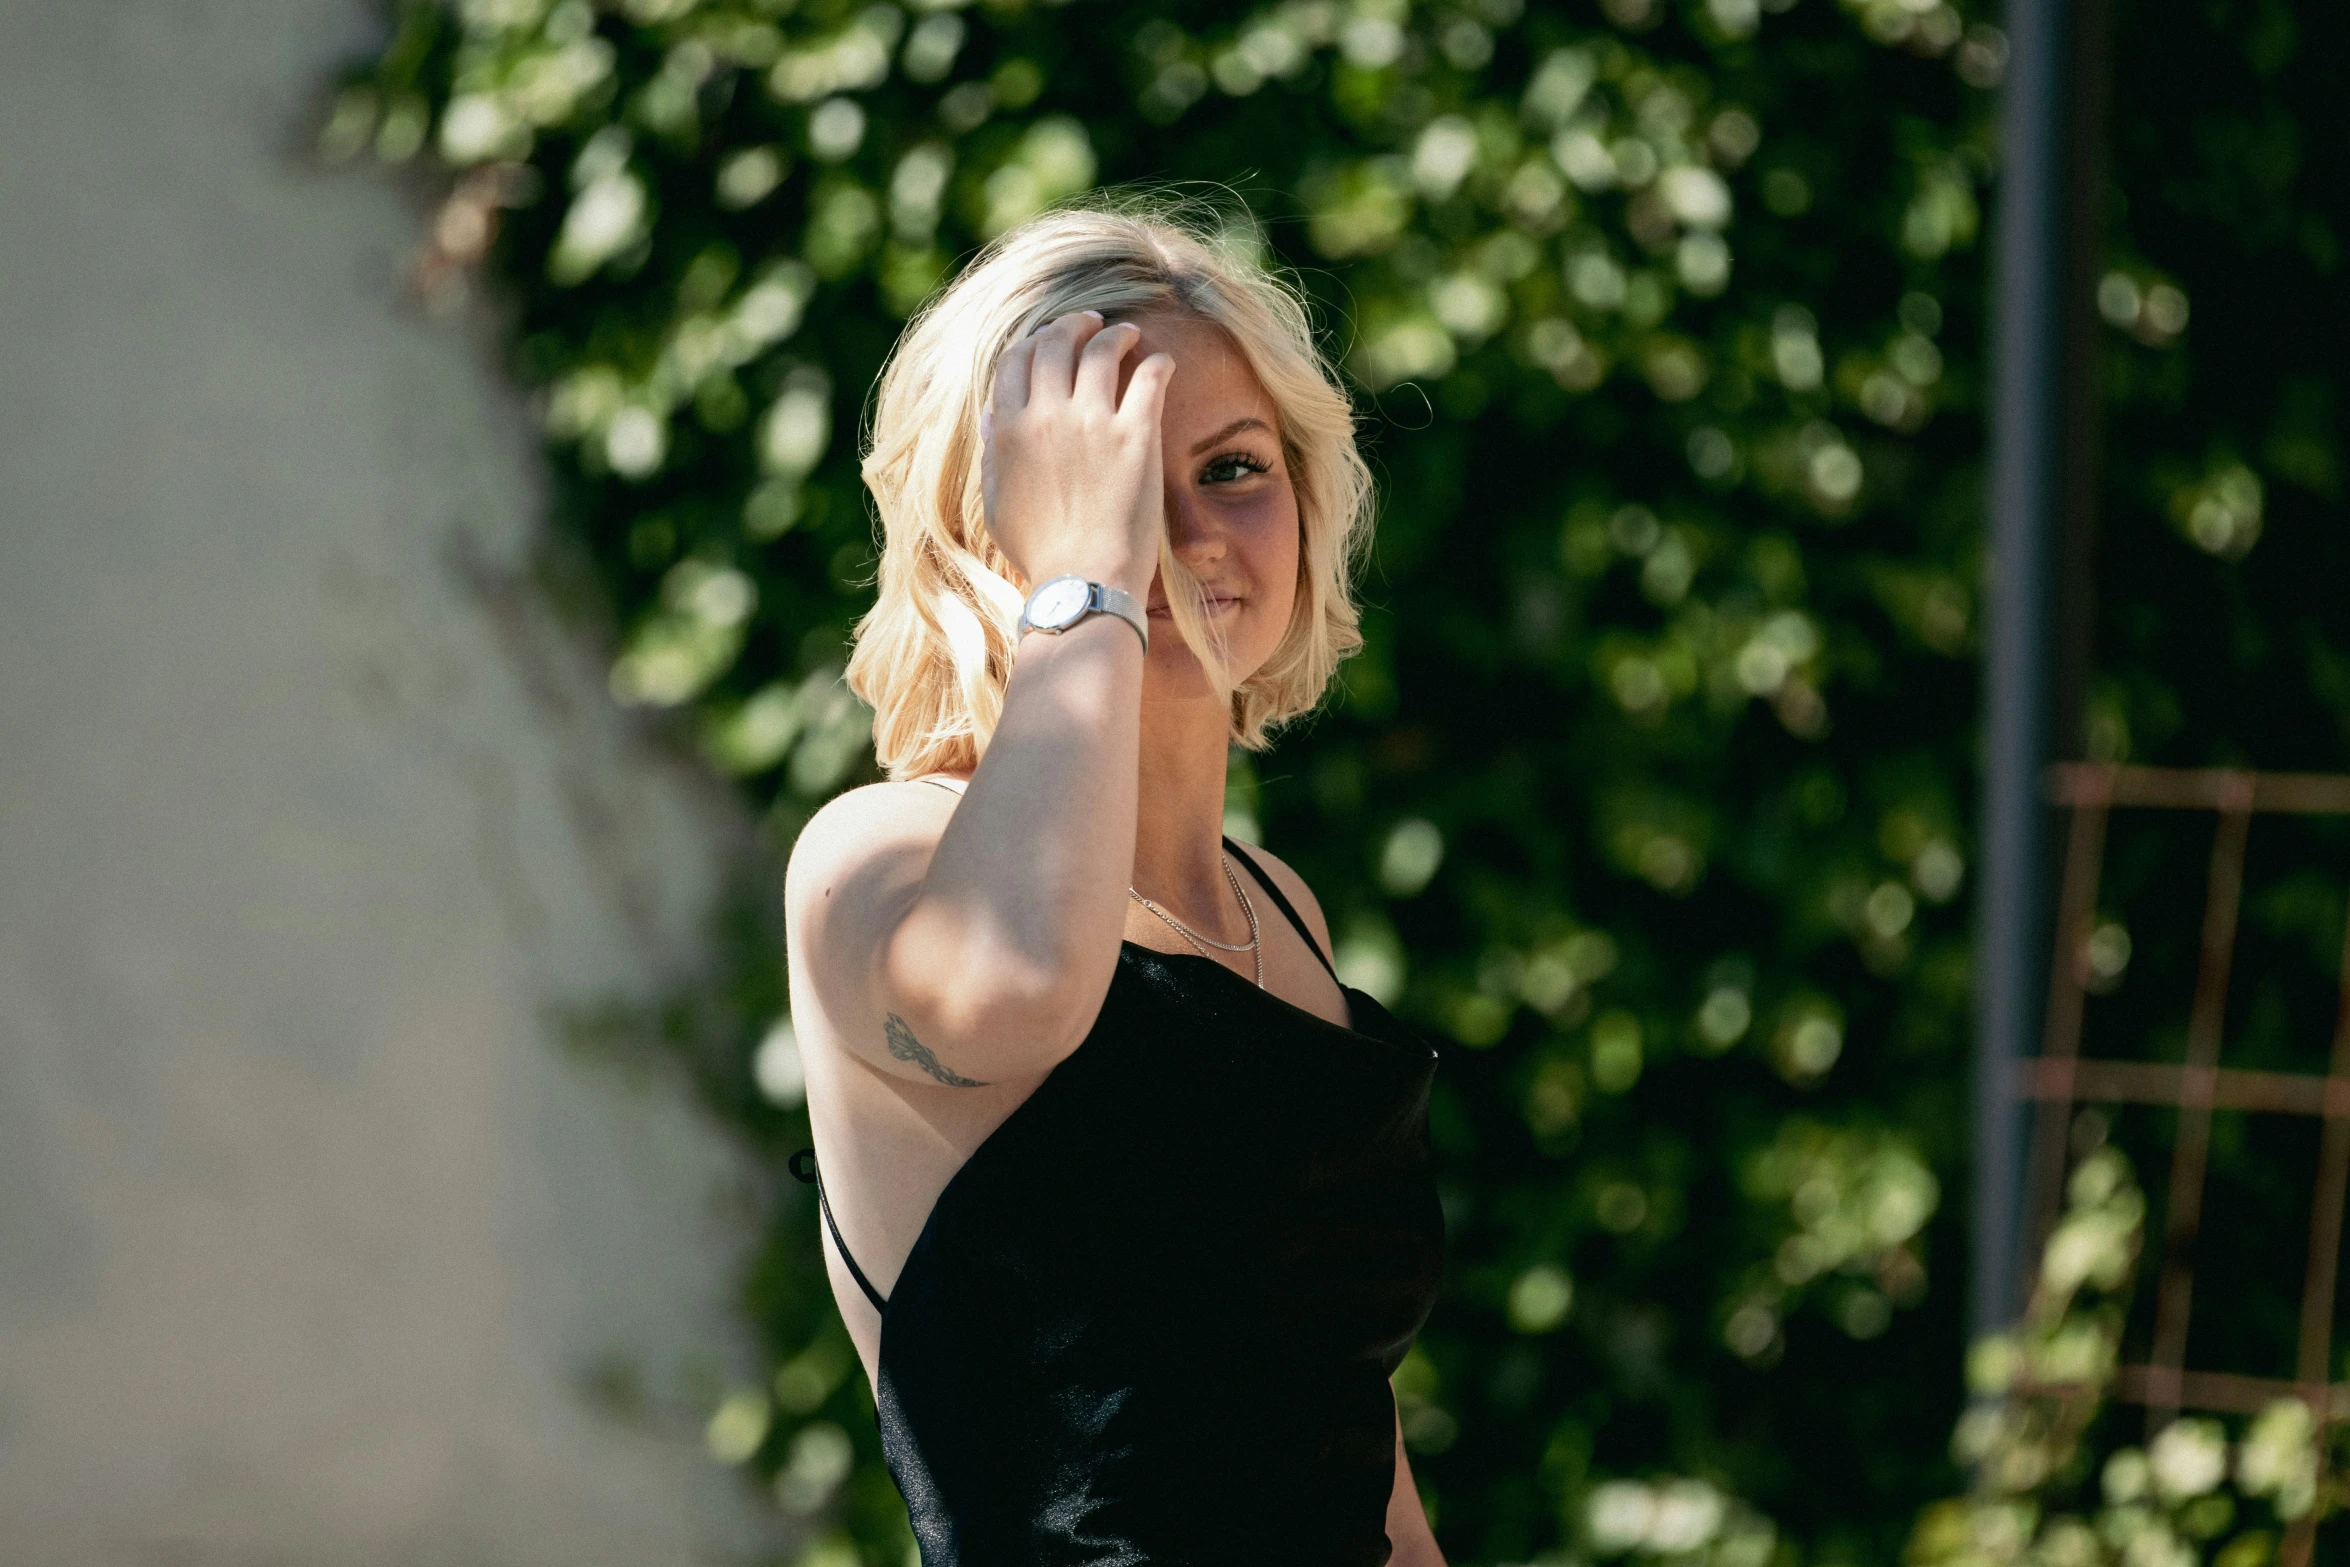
[785,203,1445,1566]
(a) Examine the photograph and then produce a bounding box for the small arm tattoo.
[885,1012,986,1086]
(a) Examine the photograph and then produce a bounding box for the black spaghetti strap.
[791,1148,888,1313]
[1222,838,1340,984]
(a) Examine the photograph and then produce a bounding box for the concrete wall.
[0,3,783,1560]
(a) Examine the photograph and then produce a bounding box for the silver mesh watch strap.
[1018,577,1150,653]
[1085,583,1150,652]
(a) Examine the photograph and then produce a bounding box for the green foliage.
[2086,0,2350,774]
[337,0,2005,1557]
[1910,1146,2344,1567]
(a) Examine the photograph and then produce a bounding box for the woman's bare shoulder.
[1230,839,1336,956]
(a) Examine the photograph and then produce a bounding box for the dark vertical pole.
[1974,0,2077,1340]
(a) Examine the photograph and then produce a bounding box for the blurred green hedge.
[333,0,2346,1559]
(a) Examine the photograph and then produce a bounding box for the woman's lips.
[1147,595,1241,617]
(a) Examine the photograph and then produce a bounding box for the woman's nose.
[1164,489,1227,565]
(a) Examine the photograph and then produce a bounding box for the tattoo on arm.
[884,1012,987,1087]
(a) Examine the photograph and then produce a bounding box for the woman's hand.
[981,309,1175,599]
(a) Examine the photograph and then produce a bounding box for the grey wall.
[0,3,783,1561]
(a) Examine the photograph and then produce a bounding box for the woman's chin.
[1141,629,1267,700]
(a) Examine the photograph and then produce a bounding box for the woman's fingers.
[1073,319,1139,411]
[1120,350,1177,422]
[1026,310,1100,405]
[992,334,1036,415]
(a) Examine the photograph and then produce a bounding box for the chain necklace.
[1130,855,1263,988]
[914,775,1264,990]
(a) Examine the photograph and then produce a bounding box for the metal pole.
[1973,0,2070,1341]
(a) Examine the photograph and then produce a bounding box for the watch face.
[1029,577,1091,629]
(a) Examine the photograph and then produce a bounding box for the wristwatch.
[1017,574,1149,652]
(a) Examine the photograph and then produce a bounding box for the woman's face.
[1119,311,1299,699]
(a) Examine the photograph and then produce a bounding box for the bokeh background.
[2,0,2343,1562]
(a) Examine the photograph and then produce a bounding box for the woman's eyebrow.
[1188,416,1274,455]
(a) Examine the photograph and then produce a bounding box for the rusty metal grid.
[2017,764,2350,1567]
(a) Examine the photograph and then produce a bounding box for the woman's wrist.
[1015,549,1155,602]
[1014,603,1147,659]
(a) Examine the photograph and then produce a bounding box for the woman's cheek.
[1238,488,1300,550]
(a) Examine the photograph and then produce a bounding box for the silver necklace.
[1130,855,1263,988]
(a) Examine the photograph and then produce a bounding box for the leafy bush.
[1912,1146,2343,1567]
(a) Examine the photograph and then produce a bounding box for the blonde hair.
[846,198,1374,780]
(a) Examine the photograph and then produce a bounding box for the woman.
[785,203,1446,1566]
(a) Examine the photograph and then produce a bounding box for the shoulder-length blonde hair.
[846,198,1374,780]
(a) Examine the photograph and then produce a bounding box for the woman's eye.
[1201,451,1271,484]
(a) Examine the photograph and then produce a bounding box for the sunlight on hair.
[846,194,1374,779]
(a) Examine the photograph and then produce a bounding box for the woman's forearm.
[871,310,1172,1082]
[881,610,1145,1072]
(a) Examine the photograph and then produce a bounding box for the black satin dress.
[802,841,1444,1567]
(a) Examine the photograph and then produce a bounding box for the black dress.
[803,840,1444,1567]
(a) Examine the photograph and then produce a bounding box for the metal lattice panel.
[2018,764,2350,1567]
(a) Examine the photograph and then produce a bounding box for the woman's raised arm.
[786,309,1174,1088]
